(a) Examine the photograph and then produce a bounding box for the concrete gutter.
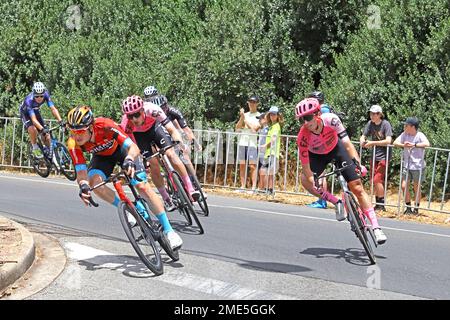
[0,218,35,293]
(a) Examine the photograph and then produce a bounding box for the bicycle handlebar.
[313,160,356,189]
[87,168,144,207]
[147,141,180,160]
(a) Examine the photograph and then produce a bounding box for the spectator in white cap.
[359,104,393,211]
[393,117,430,215]
[260,106,284,195]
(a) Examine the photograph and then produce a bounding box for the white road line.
[209,204,450,239]
[2,174,450,239]
[0,174,77,187]
[65,242,295,300]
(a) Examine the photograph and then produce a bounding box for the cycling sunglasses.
[299,114,315,122]
[127,111,141,119]
[70,127,89,135]
[34,95,44,99]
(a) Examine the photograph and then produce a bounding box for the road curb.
[0,218,36,293]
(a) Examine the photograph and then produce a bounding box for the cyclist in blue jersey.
[19,82,64,159]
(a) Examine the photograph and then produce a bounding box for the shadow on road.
[77,254,184,278]
[300,247,386,266]
[170,219,203,235]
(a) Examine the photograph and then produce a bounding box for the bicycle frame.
[315,162,378,255]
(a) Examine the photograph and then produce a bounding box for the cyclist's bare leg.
[134,180,178,236]
[148,157,165,189]
[348,179,380,228]
[147,157,172,203]
[134,181,165,213]
[28,126,38,145]
[166,148,196,194]
[88,174,117,204]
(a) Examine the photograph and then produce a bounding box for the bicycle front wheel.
[118,202,164,275]
[28,143,51,178]
[54,142,77,181]
[173,172,204,234]
[345,193,376,265]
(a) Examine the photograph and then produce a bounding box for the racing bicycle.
[314,161,378,264]
[88,170,179,276]
[28,123,76,181]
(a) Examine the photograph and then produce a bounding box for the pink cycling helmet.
[295,97,321,119]
[122,95,144,115]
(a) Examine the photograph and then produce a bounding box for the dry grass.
[203,187,450,228]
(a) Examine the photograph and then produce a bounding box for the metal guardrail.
[1,117,449,215]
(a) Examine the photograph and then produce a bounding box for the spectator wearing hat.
[393,117,430,215]
[260,106,284,195]
[235,95,261,193]
[359,105,393,211]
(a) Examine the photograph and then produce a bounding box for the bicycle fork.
[113,180,149,221]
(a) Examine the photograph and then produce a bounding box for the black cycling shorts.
[309,140,360,183]
[133,122,173,158]
[20,109,45,129]
[88,146,146,184]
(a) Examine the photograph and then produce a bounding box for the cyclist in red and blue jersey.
[66,105,183,249]
[19,82,64,159]
[120,95,200,213]
[296,98,387,244]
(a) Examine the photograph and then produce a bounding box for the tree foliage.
[0,0,448,148]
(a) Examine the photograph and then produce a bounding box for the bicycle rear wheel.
[141,199,179,262]
[173,172,204,234]
[345,193,376,265]
[118,202,164,275]
[28,143,51,178]
[54,142,77,181]
[191,175,209,217]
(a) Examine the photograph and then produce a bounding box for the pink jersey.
[120,102,170,136]
[297,113,347,164]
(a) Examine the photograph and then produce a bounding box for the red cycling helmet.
[295,97,321,119]
[122,95,144,115]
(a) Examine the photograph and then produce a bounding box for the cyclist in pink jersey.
[120,96,200,211]
[296,98,387,245]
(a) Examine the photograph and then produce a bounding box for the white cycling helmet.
[32,82,46,95]
[143,86,158,98]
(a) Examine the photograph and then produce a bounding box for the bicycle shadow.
[169,219,203,235]
[77,253,184,278]
[299,247,387,266]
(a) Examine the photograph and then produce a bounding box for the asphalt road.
[1,172,449,299]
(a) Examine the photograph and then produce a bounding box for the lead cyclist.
[295,97,387,245]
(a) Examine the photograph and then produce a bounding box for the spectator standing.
[393,117,430,215]
[244,112,269,192]
[260,106,283,195]
[235,95,261,193]
[359,105,393,212]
